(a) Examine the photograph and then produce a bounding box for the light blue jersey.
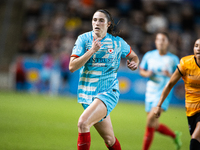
[140,50,179,111]
[71,31,131,105]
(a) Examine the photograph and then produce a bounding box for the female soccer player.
[139,32,182,150]
[154,38,200,150]
[69,9,139,150]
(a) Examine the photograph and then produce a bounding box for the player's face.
[92,12,110,38]
[155,33,169,54]
[194,39,200,59]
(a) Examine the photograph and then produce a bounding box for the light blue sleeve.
[140,53,149,70]
[120,38,131,58]
[71,34,86,57]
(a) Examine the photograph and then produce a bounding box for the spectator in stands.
[39,54,53,93]
[60,50,70,93]
[15,57,26,91]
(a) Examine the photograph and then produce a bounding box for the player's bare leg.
[77,98,107,150]
[142,108,159,150]
[94,116,121,149]
[147,107,161,128]
[94,115,115,146]
[143,107,181,150]
[190,122,200,150]
[78,98,107,133]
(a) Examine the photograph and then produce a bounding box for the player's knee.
[147,114,158,127]
[77,118,90,132]
[191,122,200,142]
[147,118,155,127]
[104,136,115,147]
[191,133,200,142]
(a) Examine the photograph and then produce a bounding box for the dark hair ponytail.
[96,9,118,36]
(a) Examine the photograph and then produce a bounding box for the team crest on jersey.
[108,48,114,54]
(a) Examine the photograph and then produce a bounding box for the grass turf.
[0,91,190,150]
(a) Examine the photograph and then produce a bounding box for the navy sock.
[190,139,200,150]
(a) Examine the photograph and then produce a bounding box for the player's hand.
[127,60,138,70]
[163,70,171,77]
[91,37,102,52]
[146,70,154,77]
[154,106,162,118]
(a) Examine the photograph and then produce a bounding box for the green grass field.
[0,91,190,150]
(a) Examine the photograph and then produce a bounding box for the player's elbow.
[139,72,145,77]
[69,65,75,73]
[139,70,147,77]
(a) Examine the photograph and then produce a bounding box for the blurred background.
[0,0,199,104]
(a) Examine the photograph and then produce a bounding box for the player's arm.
[139,68,153,77]
[69,38,102,73]
[162,70,172,77]
[69,50,95,73]
[154,68,182,118]
[126,50,139,71]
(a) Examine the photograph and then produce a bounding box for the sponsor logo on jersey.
[88,58,114,63]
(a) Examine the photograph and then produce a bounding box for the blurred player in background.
[139,32,182,150]
[154,38,200,150]
[69,9,139,150]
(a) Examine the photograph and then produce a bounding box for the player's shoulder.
[167,52,179,60]
[180,55,194,65]
[181,55,194,62]
[167,51,177,56]
[108,33,122,41]
[78,31,92,39]
[144,49,157,56]
[107,34,130,47]
[106,33,126,42]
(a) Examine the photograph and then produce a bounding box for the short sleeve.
[120,39,131,58]
[71,35,86,58]
[177,58,185,76]
[139,52,149,70]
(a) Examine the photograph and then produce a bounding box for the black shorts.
[187,112,200,135]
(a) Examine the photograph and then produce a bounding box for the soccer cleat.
[174,131,182,150]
